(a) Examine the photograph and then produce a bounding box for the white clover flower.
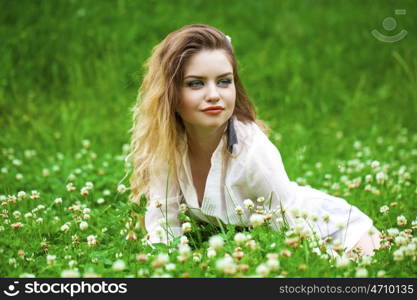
[207,247,217,258]
[97,198,105,204]
[79,221,88,231]
[17,191,26,200]
[82,139,91,148]
[35,218,43,224]
[180,236,189,245]
[181,222,192,233]
[13,211,21,218]
[234,233,247,244]
[117,184,127,194]
[12,159,22,166]
[387,228,400,237]
[255,206,265,214]
[47,255,56,266]
[256,264,270,277]
[375,172,387,184]
[42,168,50,177]
[54,197,62,204]
[80,187,89,196]
[355,267,368,278]
[393,249,404,261]
[216,256,237,274]
[85,182,94,190]
[24,212,33,219]
[249,213,265,227]
[394,236,408,246]
[379,205,389,214]
[256,196,265,203]
[404,243,416,256]
[154,253,170,266]
[371,161,380,169]
[30,190,40,200]
[397,215,407,226]
[235,205,244,216]
[266,258,280,272]
[60,269,80,278]
[112,259,126,271]
[193,253,202,262]
[178,244,191,257]
[16,173,23,180]
[335,254,351,268]
[66,183,76,192]
[365,174,373,183]
[246,239,258,251]
[376,270,386,278]
[87,235,97,247]
[165,263,176,271]
[61,224,70,232]
[209,235,224,250]
[243,199,254,210]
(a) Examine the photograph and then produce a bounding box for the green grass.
[1,0,416,277]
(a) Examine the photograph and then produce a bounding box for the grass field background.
[1,0,416,277]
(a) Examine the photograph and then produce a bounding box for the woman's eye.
[186,80,203,87]
[218,79,232,86]
[186,79,232,88]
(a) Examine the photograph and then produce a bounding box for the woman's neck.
[185,123,227,160]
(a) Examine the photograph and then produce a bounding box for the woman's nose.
[205,82,220,102]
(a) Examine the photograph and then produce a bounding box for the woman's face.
[177,49,236,132]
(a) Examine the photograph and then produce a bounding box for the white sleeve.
[145,165,182,244]
[244,131,373,251]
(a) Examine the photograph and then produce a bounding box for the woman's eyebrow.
[184,72,233,79]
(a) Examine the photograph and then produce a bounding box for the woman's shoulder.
[233,116,275,162]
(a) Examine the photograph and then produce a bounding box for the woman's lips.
[202,109,223,114]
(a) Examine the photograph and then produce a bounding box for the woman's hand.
[346,225,382,259]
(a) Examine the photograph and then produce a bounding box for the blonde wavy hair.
[129,24,269,205]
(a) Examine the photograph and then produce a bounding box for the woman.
[129,24,381,257]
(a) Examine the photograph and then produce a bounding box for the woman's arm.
[244,129,375,254]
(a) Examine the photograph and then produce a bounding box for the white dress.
[145,116,373,250]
